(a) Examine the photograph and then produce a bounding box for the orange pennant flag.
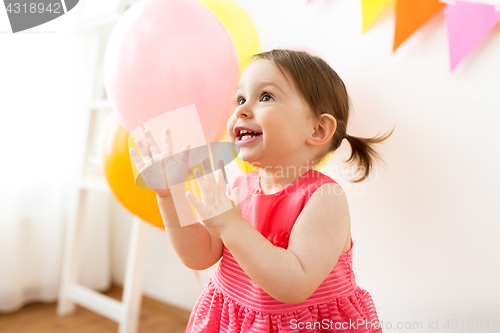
[393,0,445,51]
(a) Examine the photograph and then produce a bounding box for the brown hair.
[248,48,395,183]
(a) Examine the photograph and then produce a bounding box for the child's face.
[227,59,316,168]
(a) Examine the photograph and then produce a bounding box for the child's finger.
[201,158,216,185]
[135,139,152,162]
[177,143,191,165]
[162,128,173,157]
[216,161,227,194]
[194,168,214,203]
[144,129,161,156]
[227,184,236,208]
[186,191,203,213]
[219,159,229,184]
[129,148,145,170]
[231,186,240,206]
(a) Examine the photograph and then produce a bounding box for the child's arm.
[158,189,223,271]
[220,182,350,304]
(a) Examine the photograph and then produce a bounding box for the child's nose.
[235,105,252,119]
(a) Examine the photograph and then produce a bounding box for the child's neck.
[258,164,314,194]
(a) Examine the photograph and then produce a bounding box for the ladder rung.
[88,99,112,110]
[68,283,124,322]
[66,13,122,34]
[77,176,109,192]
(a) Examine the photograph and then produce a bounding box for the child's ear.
[306,114,337,146]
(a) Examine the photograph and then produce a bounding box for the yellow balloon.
[195,0,261,173]
[100,114,203,230]
[195,0,261,72]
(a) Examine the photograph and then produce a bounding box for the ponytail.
[344,126,395,183]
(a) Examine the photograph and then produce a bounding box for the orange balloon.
[100,114,165,229]
[99,114,205,230]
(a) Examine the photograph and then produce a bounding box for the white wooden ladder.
[57,4,151,332]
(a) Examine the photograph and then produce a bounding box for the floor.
[0,285,191,333]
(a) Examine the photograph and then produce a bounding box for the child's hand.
[186,159,242,238]
[129,128,191,198]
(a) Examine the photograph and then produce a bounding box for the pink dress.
[185,169,382,332]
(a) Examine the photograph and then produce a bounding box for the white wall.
[110,0,500,329]
[0,8,115,311]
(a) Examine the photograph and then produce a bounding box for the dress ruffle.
[186,279,382,333]
[267,230,290,248]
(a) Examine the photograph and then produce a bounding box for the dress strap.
[342,235,353,254]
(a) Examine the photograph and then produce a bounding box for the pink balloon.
[104,0,240,143]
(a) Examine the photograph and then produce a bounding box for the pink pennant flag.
[445,1,500,71]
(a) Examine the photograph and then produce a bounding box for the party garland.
[308,0,500,71]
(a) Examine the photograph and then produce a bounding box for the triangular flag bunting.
[361,0,393,33]
[445,1,500,71]
[393,0,445,51]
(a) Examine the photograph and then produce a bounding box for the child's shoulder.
[309,169,335,181]
[300,170,346,203]
[306,169,341,188]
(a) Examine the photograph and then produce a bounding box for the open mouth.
[236,130,263,142]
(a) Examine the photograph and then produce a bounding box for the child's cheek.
[227,117,236,139]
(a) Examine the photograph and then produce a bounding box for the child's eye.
[261,92,274,102]
[235,92,274,106]
[235,96,245,106]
